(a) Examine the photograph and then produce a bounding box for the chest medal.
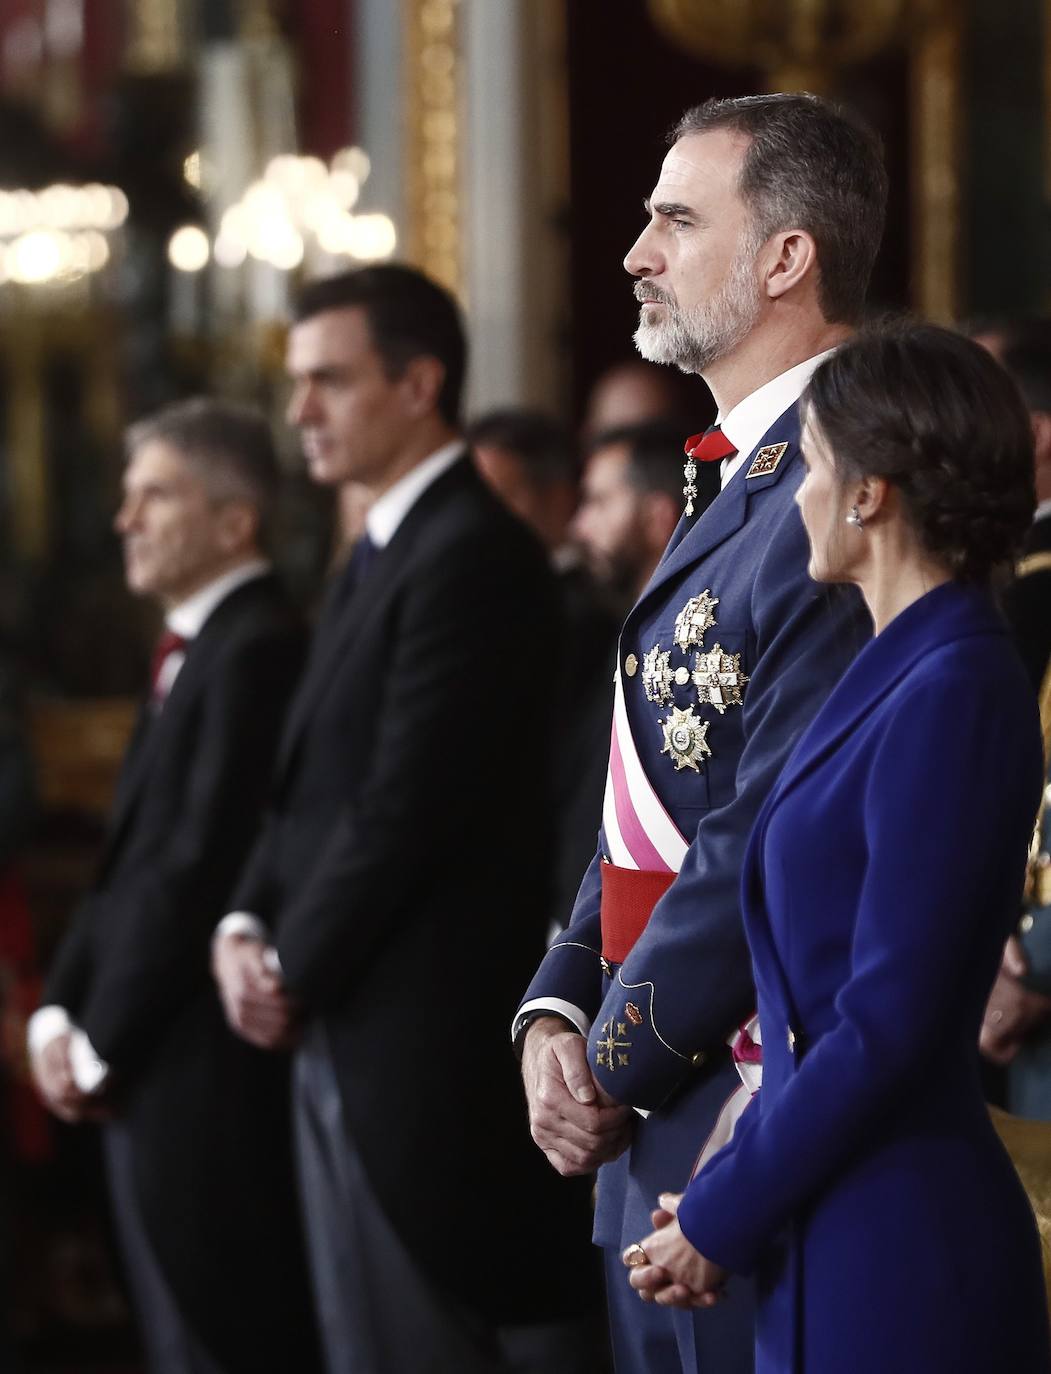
[659,705,712,772]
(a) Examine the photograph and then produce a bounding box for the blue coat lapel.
[764,582,1003,815]
[635,404,803,615]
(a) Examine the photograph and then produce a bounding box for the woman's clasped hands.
[622,1192,728,1310]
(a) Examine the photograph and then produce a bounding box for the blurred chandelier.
[167,146,396,278]
[0,182,128,287]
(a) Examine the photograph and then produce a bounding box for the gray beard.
[633,254,763,375]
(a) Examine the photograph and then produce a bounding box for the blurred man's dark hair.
[294,265,466,426]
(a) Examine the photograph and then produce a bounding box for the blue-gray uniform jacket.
[518,403,870,1252]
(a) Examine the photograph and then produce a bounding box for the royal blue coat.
[678,581,1051,1373]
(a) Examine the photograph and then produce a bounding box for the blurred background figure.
[981,319,1051,689]
[0,638,36,1370]
[582,361,706,442]
[977,319,1051,1119]
[574,419,719,617]
[470,407,619,930]
[27,400,317,1374]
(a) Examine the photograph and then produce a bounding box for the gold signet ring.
[624,1243,650,1268]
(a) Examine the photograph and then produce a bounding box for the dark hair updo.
[803,322,1036,584]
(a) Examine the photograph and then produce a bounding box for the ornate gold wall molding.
[911,10,961,323]
[125,0,185,74]
[403,0,463,298]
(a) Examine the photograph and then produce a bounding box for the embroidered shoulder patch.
[745,442,789,479]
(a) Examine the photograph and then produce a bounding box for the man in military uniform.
[514,94,887,1373]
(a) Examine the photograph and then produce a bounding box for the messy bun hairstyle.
[803,322,1035,584]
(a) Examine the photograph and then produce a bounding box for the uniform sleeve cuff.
[69,1028,111,1094]
[214,911,271,944]
[511,997,592,1043]
[27,1005,73,1057]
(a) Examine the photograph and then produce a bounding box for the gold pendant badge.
[673,589,719,653]
[659,705,712,772]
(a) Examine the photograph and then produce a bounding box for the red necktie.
[682,426,737,516]
[684,425,737,464]
[150,629,187,702]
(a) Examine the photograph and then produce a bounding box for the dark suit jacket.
[235,457,601,1324]
[45,573,319,1373]
[680,583,1050,1372]
[1002,512,1051,690]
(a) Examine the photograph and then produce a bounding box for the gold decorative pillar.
[911,10,962,323]
[125,0,186,73]
[403,0,463,298]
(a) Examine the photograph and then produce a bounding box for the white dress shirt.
[718,349,836,489]
[216,442,467,956]
[28,560,273,1091]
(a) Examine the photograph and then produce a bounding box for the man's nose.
[286,382,315,427]
[114,496,138,533]
[624,221,661,278]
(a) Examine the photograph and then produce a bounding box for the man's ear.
[399,354,446,418]
[216,500,258,555]
[763,229,818,302]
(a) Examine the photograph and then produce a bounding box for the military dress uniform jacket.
[1002,511,1051,690]
[43,575,319,1373]
[232,457,602,1326]
[677,583,1051,1374]
[518,405,869,1253]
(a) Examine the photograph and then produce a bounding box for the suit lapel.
[274,457,473,780]
[106,576,277,841]
[762,582,1004,819]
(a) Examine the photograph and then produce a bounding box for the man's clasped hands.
[520,1016,728,1310]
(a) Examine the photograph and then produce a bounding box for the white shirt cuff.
[215,912,270,944]
[69,1028,110,1094]
[511,997,592,1043]
[27,1005,73,1058]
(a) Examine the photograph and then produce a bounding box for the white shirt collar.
[718,349,837,488]
[365,441,465,549]
[167,559,271,638]
[1035,497,1051,524]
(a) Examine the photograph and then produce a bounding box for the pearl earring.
[845,505,864,529]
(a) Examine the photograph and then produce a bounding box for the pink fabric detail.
[608,714,673,873]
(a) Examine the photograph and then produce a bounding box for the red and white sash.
[603,669,689,872]
[602,669,763,1153]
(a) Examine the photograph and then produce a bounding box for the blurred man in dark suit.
[214,266,604,1373]
[28,400,317,1374]
[471,408,618,932]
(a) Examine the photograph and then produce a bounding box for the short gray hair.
[671,93,887,325]
[126,397,280,547]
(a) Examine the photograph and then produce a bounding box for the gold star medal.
[674,590,719,653]
[692,644,749,714]
[660,705,712,772]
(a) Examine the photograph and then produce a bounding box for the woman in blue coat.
[622,323,1051,1372]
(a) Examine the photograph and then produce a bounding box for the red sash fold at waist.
[599,861,676,964]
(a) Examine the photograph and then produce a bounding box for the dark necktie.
[150,629,188,704]
[317,531,379,640]
[682,425,738,515]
